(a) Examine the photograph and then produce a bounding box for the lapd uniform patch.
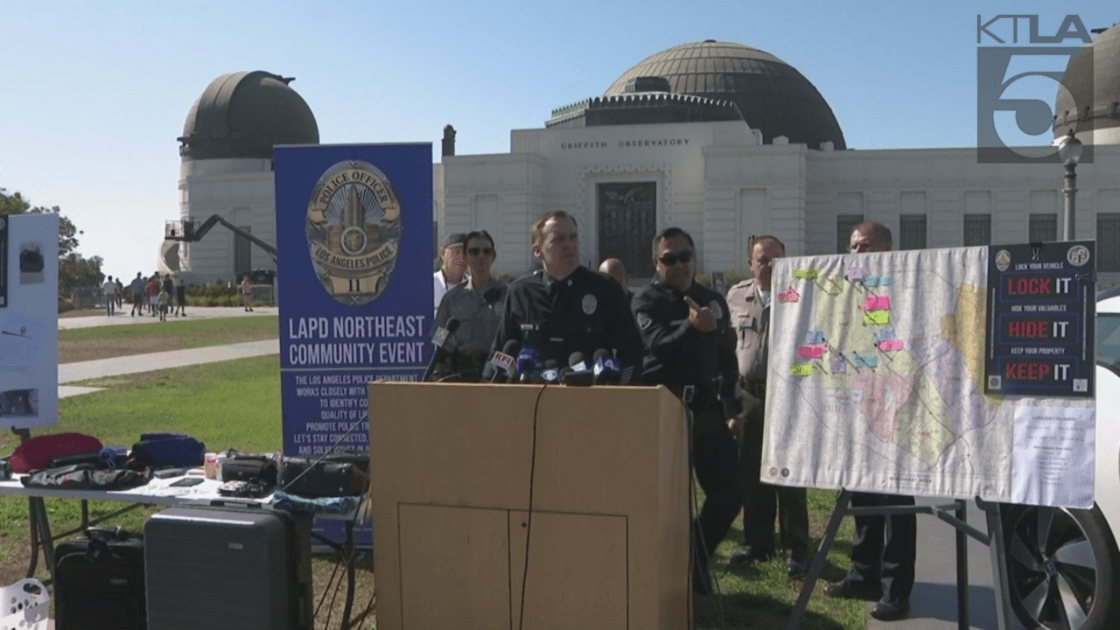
[636,312,652,330]
[305,160,402,306]
[582,294,597,315]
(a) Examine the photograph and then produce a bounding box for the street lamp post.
[1056,130,1083,241]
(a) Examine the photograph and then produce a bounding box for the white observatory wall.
[179,157,277,284]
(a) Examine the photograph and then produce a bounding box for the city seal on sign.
[305,160,402,305]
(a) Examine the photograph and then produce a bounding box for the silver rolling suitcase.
[143,501,313,630]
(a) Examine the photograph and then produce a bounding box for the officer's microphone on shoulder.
[483,340,520,383]
[422,318,461,382]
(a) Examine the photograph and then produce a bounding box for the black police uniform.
[493,266,644,376]
[632,278,742,588]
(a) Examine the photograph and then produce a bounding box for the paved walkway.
[57,307,280,397]
[59,305,277,330]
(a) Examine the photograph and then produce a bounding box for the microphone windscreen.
[541,360,560,383]
[516,347,539,375]
[568,351,587,372]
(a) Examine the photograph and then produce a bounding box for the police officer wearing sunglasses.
[632,227,742,594]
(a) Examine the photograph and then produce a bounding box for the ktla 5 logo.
[976,14,1092,164]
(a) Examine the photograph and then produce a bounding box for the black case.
[143,500,312,630]
[54,526,147,630]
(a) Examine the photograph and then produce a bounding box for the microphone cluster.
[481,344,623,385]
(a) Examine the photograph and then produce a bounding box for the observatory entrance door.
[597,182,656,281]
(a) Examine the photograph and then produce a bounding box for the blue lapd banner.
[275,144,432,457]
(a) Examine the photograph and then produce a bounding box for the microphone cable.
[516,380,551,630]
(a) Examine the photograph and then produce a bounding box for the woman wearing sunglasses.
[431,229,508,381]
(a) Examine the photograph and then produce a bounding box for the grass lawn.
[0,318,867,629]
[59,315,279,363]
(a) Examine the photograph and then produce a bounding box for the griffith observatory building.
[165,30,1120,287]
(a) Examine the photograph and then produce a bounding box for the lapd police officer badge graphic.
[306,161,402,305]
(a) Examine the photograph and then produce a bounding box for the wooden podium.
[368,382,690,630]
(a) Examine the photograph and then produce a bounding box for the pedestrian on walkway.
[241,274,254,312]
[175,275,187,317]
[129,272,145,316]
[158,286,170,321]
[147,274,160,316]
[101,275,117,316]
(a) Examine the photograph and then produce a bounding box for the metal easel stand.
[785,489,1014,630]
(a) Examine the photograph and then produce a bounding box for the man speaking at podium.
[633,227,742,594]
[492,210,643,377]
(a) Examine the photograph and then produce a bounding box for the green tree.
[1,186,100,299]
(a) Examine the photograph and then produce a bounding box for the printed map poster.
[0,213,59,430]
[763,246,1095,508]
[275,144,432,457]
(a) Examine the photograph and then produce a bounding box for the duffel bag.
[8,432,103,473]
[222,454,278,485]
[130,433,205,469]
[279,456,368,497]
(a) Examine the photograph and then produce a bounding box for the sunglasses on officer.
[658,250,694,266]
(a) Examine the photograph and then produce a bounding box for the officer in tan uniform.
[726,234,810,577]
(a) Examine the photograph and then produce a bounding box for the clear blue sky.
[1,1,1114,279]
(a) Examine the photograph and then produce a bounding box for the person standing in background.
[241,274,254,312]
[433,233,467,316]
[432,230,507,381]
[726,235,810,578]
[824,221,916,622]
[101,275,117,316]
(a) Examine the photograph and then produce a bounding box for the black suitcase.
[54,526,147,630]
[143,500,313,630]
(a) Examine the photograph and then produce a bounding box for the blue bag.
[130,433,206,469]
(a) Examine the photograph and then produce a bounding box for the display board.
[274,144,433,457]
[0,213,59,429]
[763,243,1096,508]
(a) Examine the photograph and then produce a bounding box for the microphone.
[561,351,594,386]
[484,340,520,383]
[568,352,588,372]
[517,347,540,383]
[422,318,461,382]
[592,349,621,385]
[540,360,560,384]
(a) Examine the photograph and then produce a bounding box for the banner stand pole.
[786,488,853,630]
[785,491,1017,630]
